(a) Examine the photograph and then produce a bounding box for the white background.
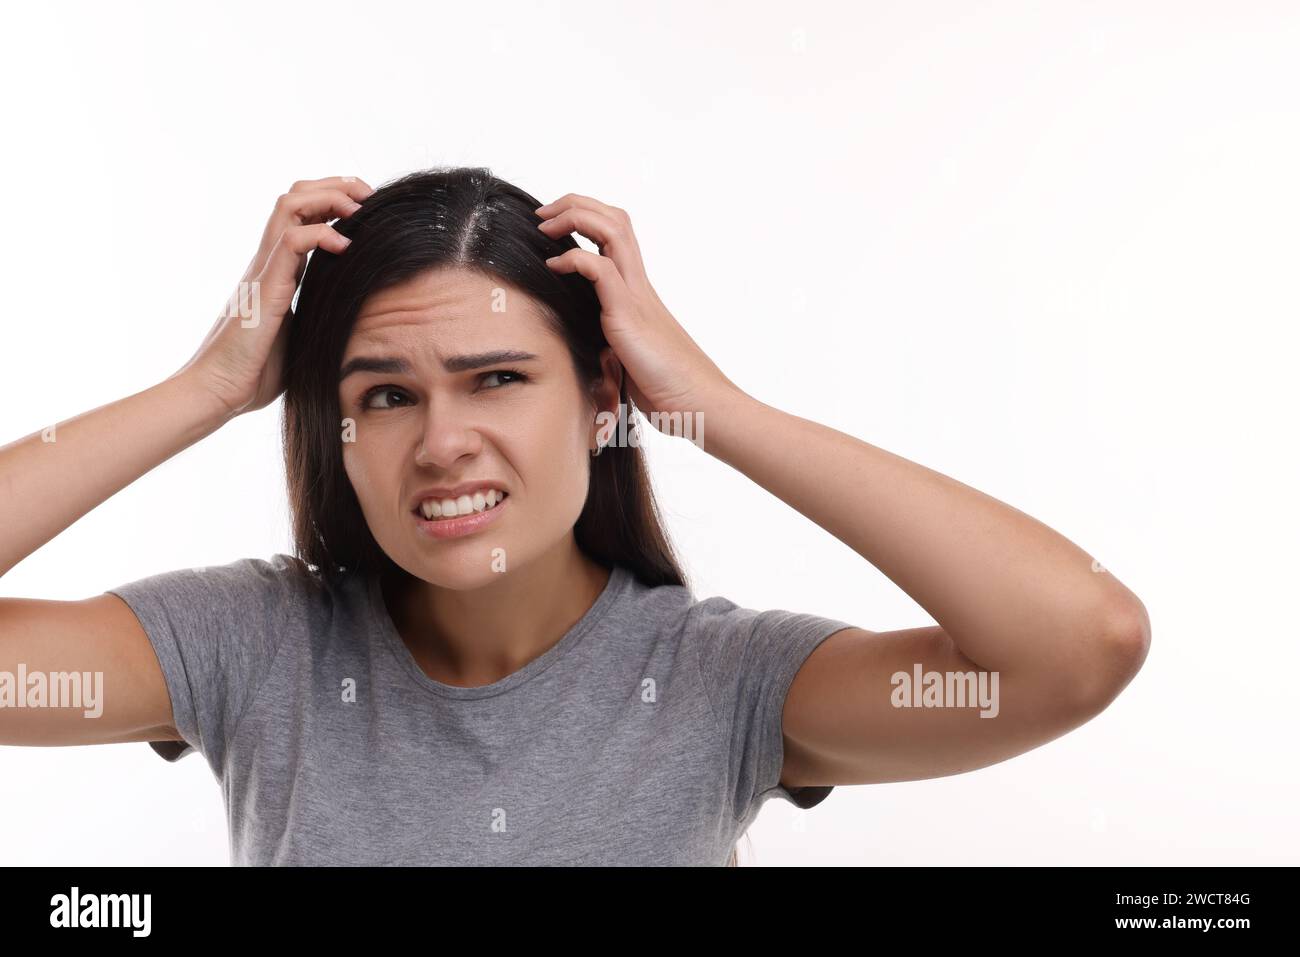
[1,0,1296,865]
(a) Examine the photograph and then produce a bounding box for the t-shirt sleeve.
[103,553,315,776]
[685,594,855,822]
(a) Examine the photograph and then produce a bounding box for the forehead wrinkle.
[346,273,555,364]
[352,300,545,347]
[355,267,501,320]
[352,294,539,337]
[348,314,530,359]
[354,280,484,327]
[341,315,549,375]
[351,302,474,333]
[356,270,548,328]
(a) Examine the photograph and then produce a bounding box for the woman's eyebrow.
[338,349,541,381]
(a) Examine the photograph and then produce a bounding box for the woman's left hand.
[537,193,740,429]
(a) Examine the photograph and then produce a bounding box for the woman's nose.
[414,412,483,468]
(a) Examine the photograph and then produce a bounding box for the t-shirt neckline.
[366,562,629,700]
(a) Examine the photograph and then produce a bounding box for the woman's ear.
[587,348,625,455]
[590,346,624,419]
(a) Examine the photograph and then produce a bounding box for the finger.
[246,189,366,282]
[544,248,639,321]
[537,206,650,290]
[275,188,367,226]
[535,192,625,222]
[535,193,638,253]
[289,175,377,200]
[260,222,352,293]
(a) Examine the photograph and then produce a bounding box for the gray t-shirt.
[106,554,853,865]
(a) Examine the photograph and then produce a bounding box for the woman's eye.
[359,370,527,410]
[480,369,528,390]
[362,387,410,410]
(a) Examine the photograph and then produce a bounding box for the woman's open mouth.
[411,491,509,540]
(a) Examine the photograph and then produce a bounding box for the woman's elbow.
[1074,599,1152,713]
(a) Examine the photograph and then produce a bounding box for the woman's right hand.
[176,175,375,418]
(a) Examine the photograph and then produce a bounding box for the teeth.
[418,489,506,520]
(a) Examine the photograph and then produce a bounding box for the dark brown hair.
[279,165,741,866]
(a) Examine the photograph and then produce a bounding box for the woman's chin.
[389,545,518,591]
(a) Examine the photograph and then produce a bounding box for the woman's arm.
[0,375,234,746]
[0,175,369,750]
[1,173,371,577]
[0,374,231,579]
[537,190,1150,785]
[695,382,1151,784]
[537,190,1149,675]
[697,383,1150,684]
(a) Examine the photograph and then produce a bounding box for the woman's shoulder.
[107,551,341,615]
[612,562,694,609]
[199,551,334,598]
[612,563,759,639]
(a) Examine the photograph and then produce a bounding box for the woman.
[0,167,1151,866]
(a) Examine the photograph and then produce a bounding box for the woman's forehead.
[352,267,544,335]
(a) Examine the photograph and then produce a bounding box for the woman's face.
[338,265,616,590]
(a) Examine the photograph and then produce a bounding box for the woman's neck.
[381,539,611,688]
